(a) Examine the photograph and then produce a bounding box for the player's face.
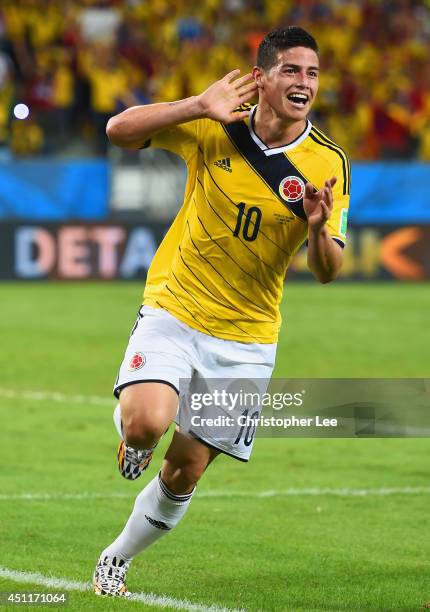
[256,46,319,121]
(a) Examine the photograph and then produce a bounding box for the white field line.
[3,386,430,436]
[0,487,430,502]
[1,387,429,501]
[0,567,244,612]
[0,387,112,406]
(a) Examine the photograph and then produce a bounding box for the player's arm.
[304,177,344,283]
[106,70,257,149]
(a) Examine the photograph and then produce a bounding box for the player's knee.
[120,399,168,448]
[119,383,178,448]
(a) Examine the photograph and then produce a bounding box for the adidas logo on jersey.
[214,157,232,172]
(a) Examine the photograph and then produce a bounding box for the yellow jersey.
[143,104,351,343]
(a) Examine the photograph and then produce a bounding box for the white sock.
[113,404,123,438]
[101,473,195,561]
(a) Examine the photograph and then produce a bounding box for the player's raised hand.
[196,70,258,123]
[303,177,337,230]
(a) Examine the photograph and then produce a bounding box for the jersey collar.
[248,105,312,157]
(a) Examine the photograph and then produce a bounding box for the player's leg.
[120,382,177,449]
[93,430,218,596]
[115,382,179,480]
[113,305,193,480]
[161,429,219,493]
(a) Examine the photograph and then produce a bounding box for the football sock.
[101,473,195,561]
[113,404,124,438]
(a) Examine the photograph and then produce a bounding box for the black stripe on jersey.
[186,221,266,313]
[311,127,351,194]
[193,199,271,292]
[201,160,292,257]
[178,246,244,316]
[332,237,345,248]
[170,268,206,311]
[170,270,200,306]
[176,263,273,339]
[311,128,350,195]
[309,129,350,195]
[165,284,215,336]
[226,319,261,342]
[221,123,309,221]
[196,174,280,275]
[170,266,242,319]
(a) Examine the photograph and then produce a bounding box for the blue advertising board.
[0,159,109,220]
[0,159,429,224]
[350,163,430,224]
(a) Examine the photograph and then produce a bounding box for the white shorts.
[114,305,277,461]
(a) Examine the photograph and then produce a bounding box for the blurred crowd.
[0,0,430,160]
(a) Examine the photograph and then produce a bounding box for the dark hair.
[257,26,319,70]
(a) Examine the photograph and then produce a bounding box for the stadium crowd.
[0,0,429,159]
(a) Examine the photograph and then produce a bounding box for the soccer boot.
[93,555,131,597]
[117,439,153,480]
[113,404,154,480]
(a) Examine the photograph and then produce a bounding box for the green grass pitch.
[0,281,429,611]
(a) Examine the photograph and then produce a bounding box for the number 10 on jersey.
[233,203,262,242]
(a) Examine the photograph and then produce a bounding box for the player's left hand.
[303,177,337,230]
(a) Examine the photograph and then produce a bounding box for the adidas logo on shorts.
[214,157,232,172]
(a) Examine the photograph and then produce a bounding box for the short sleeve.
[144,120,200,163]
[325,155,351,247]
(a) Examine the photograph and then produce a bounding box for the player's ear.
[252,66,264,89]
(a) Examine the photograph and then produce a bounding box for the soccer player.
[93,26,350,597]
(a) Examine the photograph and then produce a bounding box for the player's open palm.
[304,177,337,230]
[197,70,258,124]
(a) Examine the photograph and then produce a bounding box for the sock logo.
[144,515,171,530]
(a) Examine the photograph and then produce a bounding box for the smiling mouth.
[286,93,309,107]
